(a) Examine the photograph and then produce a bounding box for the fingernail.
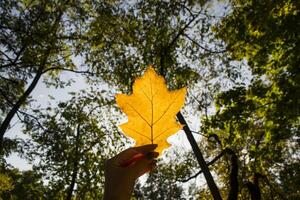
[151,159,157,165]
[146,152,159,160]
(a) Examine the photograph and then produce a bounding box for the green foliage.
[1,0,298,199]
[279,162,300,199]
[0,0,122,148]
[201,0,300,199]
[23,90,126,199]
[0,173,13,195]
[0,165,46,200]
[133,150,199,200]
[84,0,228,92]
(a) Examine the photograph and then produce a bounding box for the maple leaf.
[116,66,186,154]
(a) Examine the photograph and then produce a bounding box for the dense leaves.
[0,0,299,199]
[0,0,100,150]
[201,0,300,199]
[22,91,125,199]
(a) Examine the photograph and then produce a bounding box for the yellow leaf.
[116,66,186,154]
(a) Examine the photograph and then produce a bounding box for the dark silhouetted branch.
[184,33,226,53]
[177,112,222,200]
[43,67,95,76]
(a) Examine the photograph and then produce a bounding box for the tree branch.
[190,130,209,138]
[184,33,226,53]
[0,45,27,69]
[17,109,47,131]
[178,148,230,182]
[42,67,96,76]
[167,8,203,50]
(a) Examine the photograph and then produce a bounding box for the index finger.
[113,144,158,164]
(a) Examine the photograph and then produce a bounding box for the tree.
[133,149,199,200]
[0,164,47,200]
[85,0,229,91]
[23,90,126,199]
[85,1,234,198]
[0,0,121,152]
[199,0,300,199]
[4,0,296,199]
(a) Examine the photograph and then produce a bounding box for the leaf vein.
[153,92,181,125]
[124,127,151,141]
[126,103,151,127]
[153,126,177,141]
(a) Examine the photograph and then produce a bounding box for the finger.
[121,151,159,167]
[128,156,158,178]
[131,144,158,154]
[140,160,157,176]
[113,144,157,164]
[145,151,159,160]
[120,153,144,167]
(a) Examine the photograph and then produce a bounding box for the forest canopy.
[0,0,299,199]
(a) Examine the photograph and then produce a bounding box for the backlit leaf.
[116,66,186,154]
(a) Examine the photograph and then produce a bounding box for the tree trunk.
[0,66,44,153]
[177,112,222,200]
[66,160,79,200]
[246,174,261,200]
[66,124,81,200]
[0,1,69,154]
[246,182,261,200]
[226,149,238,200]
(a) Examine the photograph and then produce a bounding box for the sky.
[4,1,236,191]
[5,56,204,171]
[5,57,87,170]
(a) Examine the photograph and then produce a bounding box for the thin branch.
[184,33,226,53]
[17,109,47,131]
[167,8,203,50]
[42,67,96,76]
[0,45,27,69]
[191,130,209,138]
[176,2,198,17]
[0,50,13,63]
[0,75,21,85]
[178,148,232,183]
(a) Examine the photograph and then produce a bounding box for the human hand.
[103,144,158,200]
